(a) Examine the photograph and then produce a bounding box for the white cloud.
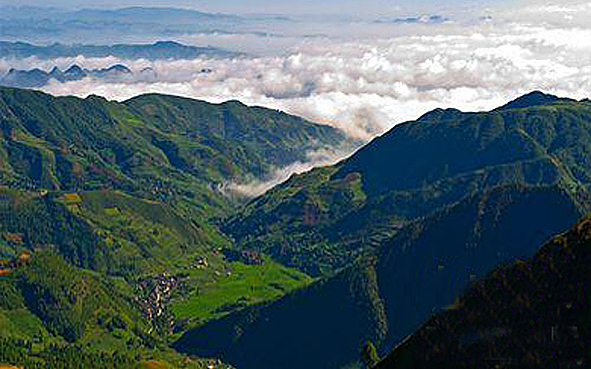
[221,147,351,198]
[18,22,588,136]
[17,21,588,140]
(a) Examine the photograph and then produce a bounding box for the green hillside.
[0,86,348,367]
[0,251,218,368]
[125,93,350,181]
[175,92,591,369]
[0,187,225,275]
[0,86,352,216]
[0,84,345,279]
[176,184,585,369]
[224,91,591,276]
[376,216,591,369]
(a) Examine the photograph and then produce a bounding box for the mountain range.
[175,91,591,369]
[374,14,449,24]
[0,7,287,43]
[0,41,246,60]
[0,64,138,88]
[0,88,589,368]
[0,86,352,197]
[223,91,591,276]
[0,85,355,367]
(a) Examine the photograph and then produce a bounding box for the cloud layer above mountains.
[4,2,591,142]
[4,1,591,193]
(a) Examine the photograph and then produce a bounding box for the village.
[134,273,181,334]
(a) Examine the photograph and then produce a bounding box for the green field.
[171,256,313,328]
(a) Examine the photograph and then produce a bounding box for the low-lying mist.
[221,147,352,198]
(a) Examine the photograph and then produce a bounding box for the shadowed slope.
[377,216,591,369]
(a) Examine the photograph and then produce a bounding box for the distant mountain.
[376,216,591,369]
[0,41,245,60]
[176,91,591,369]
[0,64,133,88]
[0,6,281,43]
[0,5,66,19]
[0,5,242,24]
[50,64,88,82]
[374,14,449,24]
[68,6,242,23]
[92,64,133,77]
[0,68,51,88]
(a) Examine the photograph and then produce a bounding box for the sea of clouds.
[3,0,591,194]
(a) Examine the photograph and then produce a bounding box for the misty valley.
[1,2,591,369]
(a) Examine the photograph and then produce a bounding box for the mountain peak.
[417,107,463,122]
[49,66,62,75]
[65,64,83,74]
[495,90,574,111]
[105,64,132,73]
[153,40,183,48]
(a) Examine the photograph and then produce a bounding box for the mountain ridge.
[0,86,351,199]
[223,90,591,276]
[176,91,591,369]
[1,64,134,88]
[0,40,245,60]
[494,90,576,111]
[0,85,352,366]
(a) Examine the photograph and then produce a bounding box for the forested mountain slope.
[0,86,351,215]
[176,92,591,369]
[0,86,350,367]
[177,184,585,369]
[225,91,591,276]
[376,216,591,369]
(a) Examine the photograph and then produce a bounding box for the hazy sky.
[0,0,518,15]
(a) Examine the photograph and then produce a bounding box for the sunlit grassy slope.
[0,86,351,367]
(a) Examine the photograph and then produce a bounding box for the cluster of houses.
[135,273,180,333]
